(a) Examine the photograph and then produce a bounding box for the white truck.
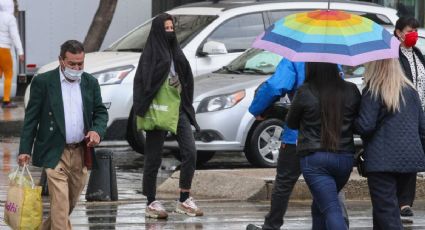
[1,0,151,99]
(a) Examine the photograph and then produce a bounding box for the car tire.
[173,151,216,166]
[245,118,284,168]
[126,108,145,154]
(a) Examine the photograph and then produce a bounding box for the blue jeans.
[301,152,354,230]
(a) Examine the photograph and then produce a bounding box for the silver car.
[164,49,294,167]
[164,28,425,167]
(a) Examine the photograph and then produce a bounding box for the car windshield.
[105,15,217,52]
[216,49,283,75]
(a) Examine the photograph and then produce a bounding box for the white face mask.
[60,60,83,81]
[63,66,83,81]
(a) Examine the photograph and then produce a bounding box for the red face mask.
[404,31,418,47]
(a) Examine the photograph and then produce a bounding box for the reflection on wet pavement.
[0,138,19,203]
[0,105,24,122]
[86,204,118,230]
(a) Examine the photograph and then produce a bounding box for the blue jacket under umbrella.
[249,59,305,144]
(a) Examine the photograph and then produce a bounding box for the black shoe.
[400,206,414,217]
[246,224,262,230]
[2,101,18,108]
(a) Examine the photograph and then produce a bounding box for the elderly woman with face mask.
[393,16,425,218]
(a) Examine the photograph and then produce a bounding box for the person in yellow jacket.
[0,0,24,108]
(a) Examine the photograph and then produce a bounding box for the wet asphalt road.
[1,138,425,229]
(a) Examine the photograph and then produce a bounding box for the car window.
[268,10,392,26]
[351,12,392,25]
[342,65,365,79]
[268,10,305,24]
[216,48,282,75]
[106,15,217,52]
[244,51,282,73]
[205,13,265,53]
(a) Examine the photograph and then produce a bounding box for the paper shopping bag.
[4,181,24,229]
[4,165,43,230]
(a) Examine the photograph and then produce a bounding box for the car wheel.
[245,118,284,168]
[173,151,216,166]
[126,108,145,154]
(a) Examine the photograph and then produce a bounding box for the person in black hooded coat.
[133,13,202,219]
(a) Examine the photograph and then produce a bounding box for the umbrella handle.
[328,0,330,10]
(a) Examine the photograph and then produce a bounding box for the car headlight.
[197,90,245,113]
[92,65,134,85]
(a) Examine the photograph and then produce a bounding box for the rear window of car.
[268,10,392,26]
[106,15,217,52]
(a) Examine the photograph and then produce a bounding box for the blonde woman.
[355,58,425,229]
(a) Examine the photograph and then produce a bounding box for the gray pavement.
[0,103,24,137]
[1,138,425,229]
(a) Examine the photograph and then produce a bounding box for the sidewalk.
[158,168,425,201]
[1,140,425,229]
[1,154,425,229]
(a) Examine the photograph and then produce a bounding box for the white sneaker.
[145,201,168,219]
[175,197,203,217]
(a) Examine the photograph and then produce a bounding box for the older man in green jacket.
[18,40,108,230]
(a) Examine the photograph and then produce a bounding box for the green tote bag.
[136,79,181,134]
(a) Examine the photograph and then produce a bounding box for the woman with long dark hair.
[133,13,202,219]
[286,62,360,229]
[355,58,425,229]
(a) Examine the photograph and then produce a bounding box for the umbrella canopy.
[252,10,400,66]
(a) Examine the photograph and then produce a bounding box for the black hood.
[133,13,199,130]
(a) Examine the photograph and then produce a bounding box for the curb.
[158,169,275,200]
[157,169,425,201]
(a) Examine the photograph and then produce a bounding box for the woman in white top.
[0,0,24,108]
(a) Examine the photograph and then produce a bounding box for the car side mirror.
[201,41,228,56]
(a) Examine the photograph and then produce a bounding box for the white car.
[26,0,399,157]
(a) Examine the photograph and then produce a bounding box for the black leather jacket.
[286,82,361,156]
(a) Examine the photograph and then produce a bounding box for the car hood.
[36,51,141,74]
[194,73,268,102]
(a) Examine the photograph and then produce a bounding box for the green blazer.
[19,67,108,169]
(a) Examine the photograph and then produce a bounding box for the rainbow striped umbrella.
[252,10,400,66]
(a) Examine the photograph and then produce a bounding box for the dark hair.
[394,16,420,37]
[60,40,85,59]
[305,62,345,151]
[164,13,173,23]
